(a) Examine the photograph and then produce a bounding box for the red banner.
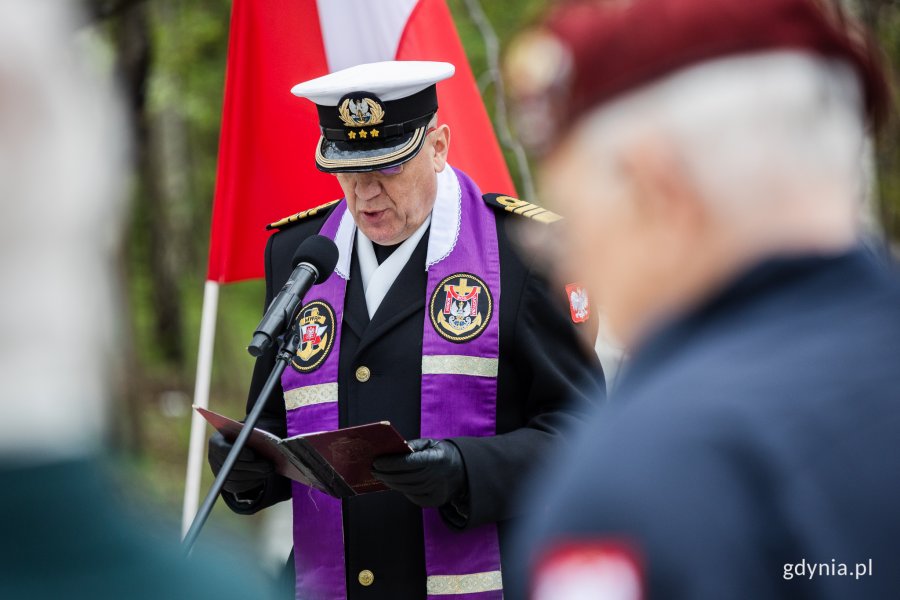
[207,0,515,283]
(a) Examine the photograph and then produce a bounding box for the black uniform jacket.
[514,248,900,600]
[225,200,606,599]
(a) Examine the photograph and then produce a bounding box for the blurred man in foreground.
[506,0,900,598]
[0,2,272,597]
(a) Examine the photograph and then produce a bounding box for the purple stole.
[280,167,503,599]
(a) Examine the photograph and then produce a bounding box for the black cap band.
[321,114,434,142]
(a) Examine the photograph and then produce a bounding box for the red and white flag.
[207,0,515,283]
[185,0,515,535]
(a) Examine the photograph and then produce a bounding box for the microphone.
[247,235,339,357]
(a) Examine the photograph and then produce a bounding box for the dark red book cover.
[196,407,411,497]
[289,424,412,494]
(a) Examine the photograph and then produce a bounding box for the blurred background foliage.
[81,0,899,543]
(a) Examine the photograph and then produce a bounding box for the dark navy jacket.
[515,249,900,600]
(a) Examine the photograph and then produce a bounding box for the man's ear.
[619,133,705,236]
[431,124,450,172]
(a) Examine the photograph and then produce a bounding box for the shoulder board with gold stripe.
[266,198,342,230]
[482,193,561,224]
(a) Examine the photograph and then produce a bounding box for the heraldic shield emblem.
[290,300,336,373]
[429,273,493,343]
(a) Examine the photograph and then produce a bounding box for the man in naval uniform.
[208,61,605,599]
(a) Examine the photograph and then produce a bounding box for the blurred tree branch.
[854,0,900,243]
[99,0,188,458]
[83,0,148,23]
[462,0,536,202]
[114,1,186,369]
[108,0,151,455]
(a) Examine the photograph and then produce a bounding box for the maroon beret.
[506,0,890,153]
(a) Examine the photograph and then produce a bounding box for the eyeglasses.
[375,165,404,176]
[352,127,438,177]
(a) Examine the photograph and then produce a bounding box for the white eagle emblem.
[566,284,590,323]
[338,96,385,127]
[430,273,494,343]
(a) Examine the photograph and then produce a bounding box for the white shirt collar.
[356,214,431,319]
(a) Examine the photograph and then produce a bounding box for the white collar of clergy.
[356,214,430,319]
[332,164,462,281]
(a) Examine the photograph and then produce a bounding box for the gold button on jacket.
[358,569,374,586]
[355,365,371,382]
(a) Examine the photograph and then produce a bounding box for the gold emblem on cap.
[339,97,385,128]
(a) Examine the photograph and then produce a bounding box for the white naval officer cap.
[291,60,455,173]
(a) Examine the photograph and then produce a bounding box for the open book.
[196,407,412,498]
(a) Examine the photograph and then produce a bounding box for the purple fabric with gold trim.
[280,167,502,600]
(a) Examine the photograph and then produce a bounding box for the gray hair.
[0,1,128,461]
[577,51,867,227]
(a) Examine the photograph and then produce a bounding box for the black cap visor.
[315,126,427,173]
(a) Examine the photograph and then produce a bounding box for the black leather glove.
[207,431,275,495]
[371,438,468,508]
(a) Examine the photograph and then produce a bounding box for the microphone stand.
[181,324,302,556]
